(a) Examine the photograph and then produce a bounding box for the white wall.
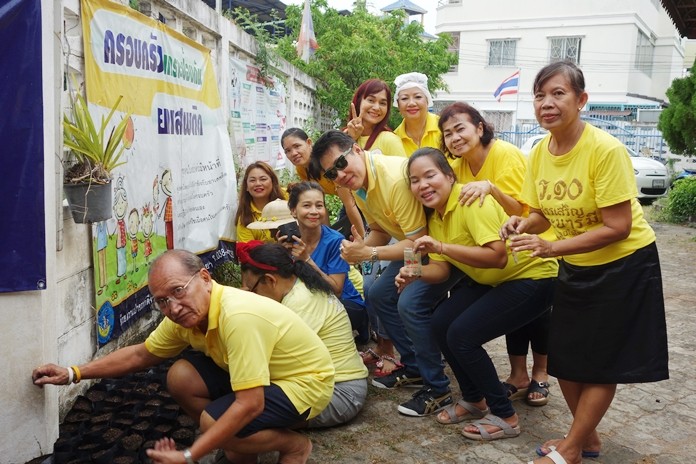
[3,1,322,462]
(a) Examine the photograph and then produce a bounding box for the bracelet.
[487,179,494,191]
[183,448,196,464]
[66,366,74,385]
[71,365,81,384]
[370,247,378,262]
[305,256,311,262]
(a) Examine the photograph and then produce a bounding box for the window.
[488,39,517,66]
[447,32,460,73]
[548,37,581,64]
[635,30,654,75]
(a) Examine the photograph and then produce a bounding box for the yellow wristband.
[71,365,81,384]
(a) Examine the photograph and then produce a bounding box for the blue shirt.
[312,225,365,308]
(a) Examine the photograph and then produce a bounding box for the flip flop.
[373,355,404,377]
[536,444,600,459]
[435,399,490,425]
[527,379,550,406]
[359,348,381,366]
[502,381,528,401]
[461,414,520,441]
[528,450,568,464]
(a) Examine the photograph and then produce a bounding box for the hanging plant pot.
[64,180,113,223]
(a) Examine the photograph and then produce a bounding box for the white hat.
[247,199,296,229]
[393,72,433,108]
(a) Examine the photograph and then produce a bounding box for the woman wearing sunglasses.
[281,128,365,239]
[239,242,369,428]
[310,130,463,418]
[344,79,406,157]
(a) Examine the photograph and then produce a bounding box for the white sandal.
[528,449,568,464]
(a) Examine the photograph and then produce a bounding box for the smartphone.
[278,221,301,241]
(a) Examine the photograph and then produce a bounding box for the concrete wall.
[434,0,684,121]
[3,1,322,462]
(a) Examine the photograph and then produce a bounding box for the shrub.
[665,177,696,223]
[211,261,242,288]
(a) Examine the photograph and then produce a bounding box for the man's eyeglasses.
[323,147,352,181]
[151,271,199,312]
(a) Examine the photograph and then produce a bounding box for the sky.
[282,0,437,35]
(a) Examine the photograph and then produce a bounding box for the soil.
[24,217,696,464]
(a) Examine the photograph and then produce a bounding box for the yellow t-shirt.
[296,165,338,196]
[347,265,364,297]
[451,139,528,213]
[354,152,426,240]
[429,185,558,286]
[522,124,655,266]
[236,190,288,242]
[394,112,442,156]
[145,282,334,419]
[282,279,368,383]
[358,131,407,157]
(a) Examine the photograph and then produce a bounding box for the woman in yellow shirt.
[234,161,286,244]
[439,101,553,407]
[344,79,406,157]
[281,128,365,239]
[239,242,368,428]
[503,61,668,464]
[392,72,441,155]
[398,147,557,440]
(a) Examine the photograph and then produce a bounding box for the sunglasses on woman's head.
[323,147,352,181]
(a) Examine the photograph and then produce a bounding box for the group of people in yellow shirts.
[233,62,668,464]
[32,62,668,464]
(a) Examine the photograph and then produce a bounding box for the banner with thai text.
[228,57,288,170]
[80,0,237,346]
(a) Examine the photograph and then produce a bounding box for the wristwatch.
[370,247,378,262]
[183,449,196,464]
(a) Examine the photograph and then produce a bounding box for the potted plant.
[62,82,131,223]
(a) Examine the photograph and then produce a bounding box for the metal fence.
[497,116,670,162]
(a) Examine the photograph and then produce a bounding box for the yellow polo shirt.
[429,184,558,286]
[145,282,334,419]
[394,112,441,156]
[358,131,407,157]
[451,139,527,212]
[353,152,426,240]
[236,190,288,242]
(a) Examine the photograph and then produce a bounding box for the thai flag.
[493,70,520,101]
[296,0,319,63]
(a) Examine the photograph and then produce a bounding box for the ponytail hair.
[240,243,333,296]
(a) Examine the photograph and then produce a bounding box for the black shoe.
[397,387,453,417]
[371,367,424,389]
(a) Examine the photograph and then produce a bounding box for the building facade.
[434,0,684,157]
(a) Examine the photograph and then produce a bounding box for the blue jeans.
[368,260,463,393]
[432,277,555,418]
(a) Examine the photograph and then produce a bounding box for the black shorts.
[183,350,309,437]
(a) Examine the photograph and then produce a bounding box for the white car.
[519,134,668,204]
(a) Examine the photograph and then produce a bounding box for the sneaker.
[397,387,453,417]
[371,367,424,389]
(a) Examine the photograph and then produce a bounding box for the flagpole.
[514,68,521,132]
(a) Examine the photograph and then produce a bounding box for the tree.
[658,60,696,156]
[274,0,457,128]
